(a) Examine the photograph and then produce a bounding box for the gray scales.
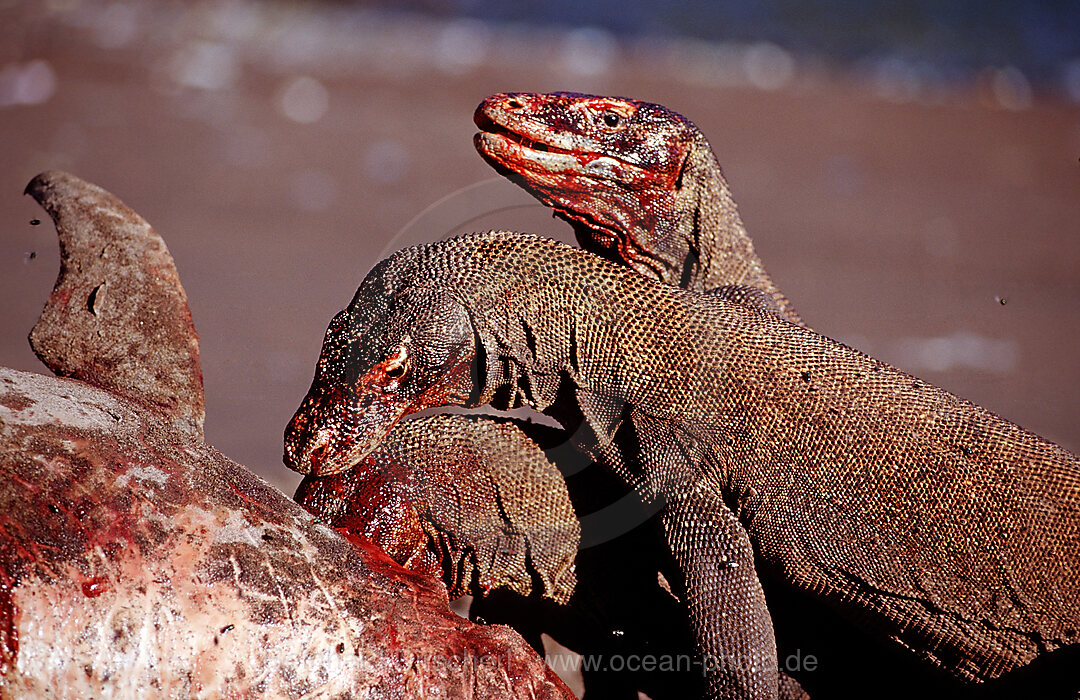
[287,95,1080,695]
[284,230,1080,699]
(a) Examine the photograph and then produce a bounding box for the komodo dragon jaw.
[473,92,668,184]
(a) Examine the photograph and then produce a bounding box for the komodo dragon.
[284,231,1080,699]
[295,93,815,697]
[473,91,799,322]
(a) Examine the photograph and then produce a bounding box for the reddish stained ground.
[0,4,1077,501]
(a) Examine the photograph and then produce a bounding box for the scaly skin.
[284,231,1080,699]
[296,415,709,700]
[295,414,580,603]
[293,93,820,699]
[474,91,799,323]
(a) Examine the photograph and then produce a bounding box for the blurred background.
[2,0,1079,499]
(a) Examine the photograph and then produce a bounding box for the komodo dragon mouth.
[474,113,579,156]
[473,109,648,181]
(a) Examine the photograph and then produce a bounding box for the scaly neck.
[670,137,800,323]
[447,234,739,439]
[668,137,768,293]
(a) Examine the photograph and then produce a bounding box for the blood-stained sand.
[1,3,1078,498]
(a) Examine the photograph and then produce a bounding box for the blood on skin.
[475,92,698,286]
[81,576,108,598]
[0,573,17,676]
[335,484,441,579]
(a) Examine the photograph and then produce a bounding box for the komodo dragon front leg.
[294,415,580,604]
[664,486,778,696]
[296,415,706,699]
[283,231,1080,699]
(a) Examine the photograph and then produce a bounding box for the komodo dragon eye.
[382,343,409,382]
[601,111,621,127]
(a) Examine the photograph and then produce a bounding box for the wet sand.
[1,3,1078,498]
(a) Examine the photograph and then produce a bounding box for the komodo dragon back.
[285,231,1080,695]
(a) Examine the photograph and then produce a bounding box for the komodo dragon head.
[473,91,799,323]
[474,91,711,284]
[283,249,479,476]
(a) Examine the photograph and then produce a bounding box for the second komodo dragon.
[284,231,1080,699]
[474,90,799,322]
